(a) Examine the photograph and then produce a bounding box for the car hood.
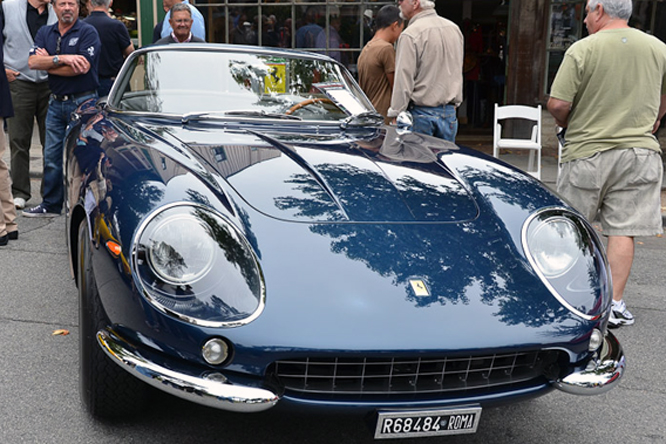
[153,123,479,223]
[116,120,589,361]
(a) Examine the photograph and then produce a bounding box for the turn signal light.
[589,329,603,352]
[106,241,122,257]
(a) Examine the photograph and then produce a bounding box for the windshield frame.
[107,44,376,124]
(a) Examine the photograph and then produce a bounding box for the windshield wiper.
[182,110,301,124]
[340,111,384,129]
[182,111,222,124]
[223,110,302,120]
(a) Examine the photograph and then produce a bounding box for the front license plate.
[374,406,482,439]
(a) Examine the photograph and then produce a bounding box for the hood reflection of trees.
[275,148,574,330]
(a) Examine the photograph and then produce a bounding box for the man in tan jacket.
[388,0,463,142]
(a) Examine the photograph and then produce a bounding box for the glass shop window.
[193,1,393,73]
[631,0,666,43]
[545,0,584,94]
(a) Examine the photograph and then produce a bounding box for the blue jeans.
[42,93,97,213]
[410,104,458,142]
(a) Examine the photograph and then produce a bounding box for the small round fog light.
[202,338,229,365]
[589,328,603,351]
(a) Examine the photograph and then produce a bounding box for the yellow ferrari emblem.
[265,63,286,94]
[409,279,430,297]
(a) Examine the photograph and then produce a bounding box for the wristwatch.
[52,55,60,66]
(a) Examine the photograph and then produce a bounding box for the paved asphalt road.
[1,179,666,444]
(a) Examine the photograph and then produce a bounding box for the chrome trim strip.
[97,329,279,412]
[554,330,625,396]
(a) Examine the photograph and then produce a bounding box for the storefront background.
[546,0,666,94]
[127,0,666,132]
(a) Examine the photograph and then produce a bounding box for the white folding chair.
[493,104,542,180]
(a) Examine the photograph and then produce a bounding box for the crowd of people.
[2,0,665,334]
[358,0,464,142]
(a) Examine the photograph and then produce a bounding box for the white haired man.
[548,0,666,328]
[387,0,463,142]
[158,0,205,41]
[154,3,204,44]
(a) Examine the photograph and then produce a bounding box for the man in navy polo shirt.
[23,0,100,217]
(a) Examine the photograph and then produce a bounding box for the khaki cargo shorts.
[557,147,663,237]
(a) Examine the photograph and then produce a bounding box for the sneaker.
[22,203,60,218]
[14,197,26,209]
[608,300,635,328]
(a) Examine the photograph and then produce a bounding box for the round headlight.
[147,213,216,285]
[526,217,580,278]
[522,208,610,321]
[133,203,266,327]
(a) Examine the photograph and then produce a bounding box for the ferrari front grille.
[270,351,563,395]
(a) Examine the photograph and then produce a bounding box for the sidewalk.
[3,122,665,226]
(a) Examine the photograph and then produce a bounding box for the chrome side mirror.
[96,97,108,110]
[396,111,413,135]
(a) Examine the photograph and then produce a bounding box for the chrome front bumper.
[98,327,623,413]
[97,329,279,412]
[554,330,625,396]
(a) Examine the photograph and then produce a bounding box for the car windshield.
[110,47,374,122]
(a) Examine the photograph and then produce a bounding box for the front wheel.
[78,219,147,418]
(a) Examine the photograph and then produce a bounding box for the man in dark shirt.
[26,0,49,37]
[84,0,134,97]
[2,0,56,209]
[23,0,100,217]
[151,0,171,43]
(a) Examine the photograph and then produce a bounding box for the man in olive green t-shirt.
[548,0,666,328]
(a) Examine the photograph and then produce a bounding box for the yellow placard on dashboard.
[265,64,286,94]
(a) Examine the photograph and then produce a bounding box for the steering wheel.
[285,98,334,115]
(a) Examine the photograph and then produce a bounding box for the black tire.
[78,220,148,418]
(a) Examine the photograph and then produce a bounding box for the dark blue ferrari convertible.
[65,44,624,439]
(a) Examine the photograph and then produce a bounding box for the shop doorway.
[436,0,509,133]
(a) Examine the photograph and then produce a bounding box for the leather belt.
[408,102,456,109]
[51,90,96,102]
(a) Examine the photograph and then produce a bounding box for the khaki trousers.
[1,118,18,237]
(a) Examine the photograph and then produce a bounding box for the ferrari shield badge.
[409,279,430,297]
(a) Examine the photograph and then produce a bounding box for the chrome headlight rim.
[522,206,609,322]
[131,202,266,328]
